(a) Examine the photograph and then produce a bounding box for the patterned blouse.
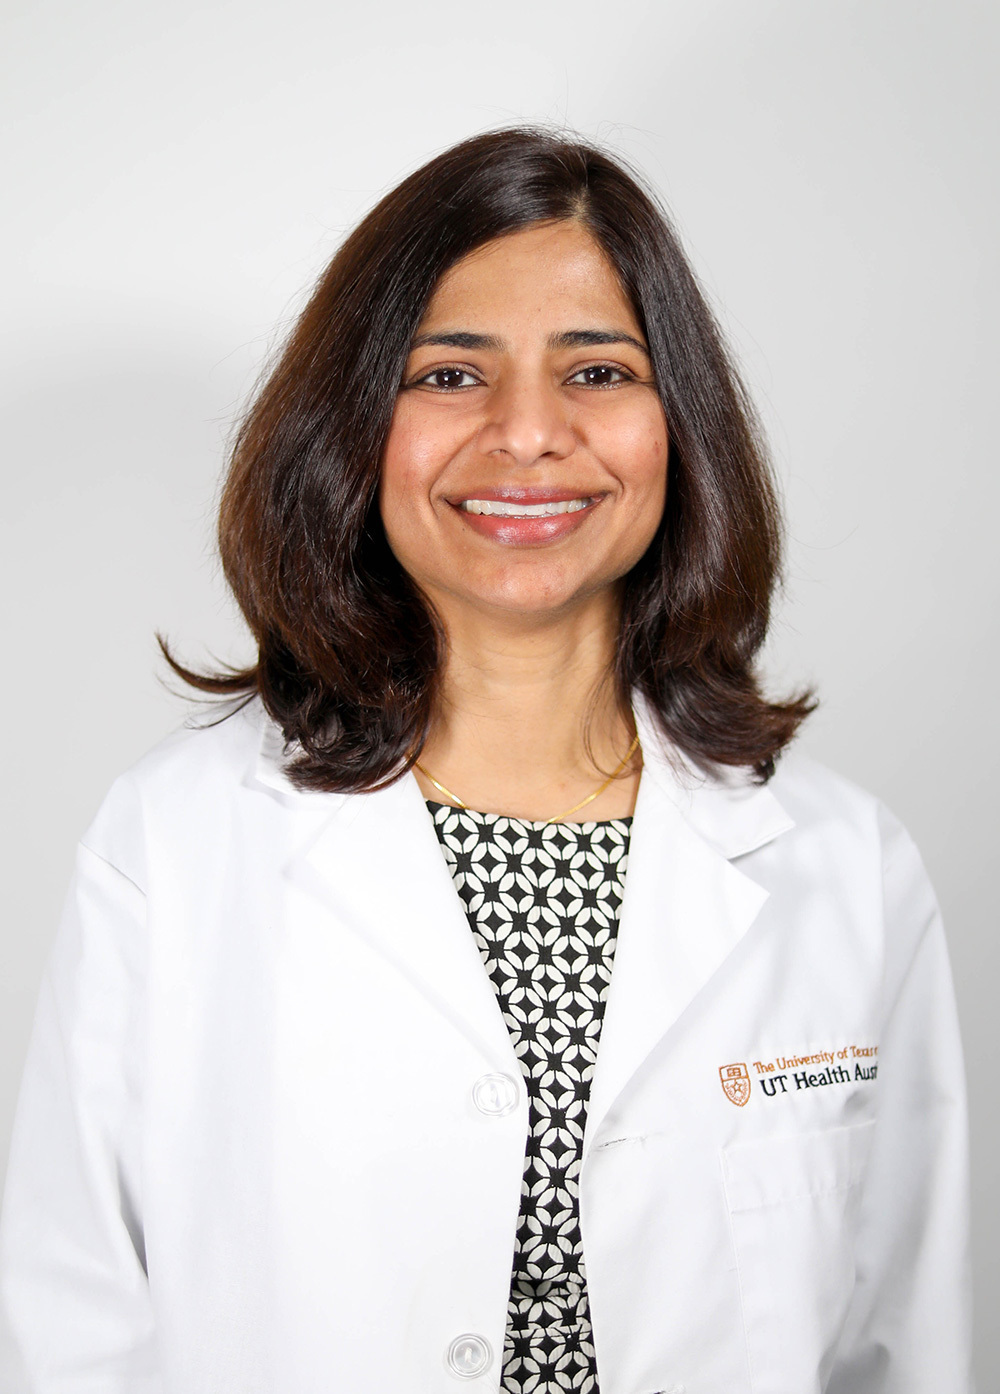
[428,800,632,1393]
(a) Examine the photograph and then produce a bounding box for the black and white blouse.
[428,801,632,1394]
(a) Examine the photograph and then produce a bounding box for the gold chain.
[414,732,641,826]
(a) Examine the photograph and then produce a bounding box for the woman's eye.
[414,367,480,390]
[568,363,632,388]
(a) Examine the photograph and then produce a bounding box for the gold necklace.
[414,732,641,826]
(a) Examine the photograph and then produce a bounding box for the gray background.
[2,0,996,1385]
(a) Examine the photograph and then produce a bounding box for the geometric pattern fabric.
[428,801,631,1393]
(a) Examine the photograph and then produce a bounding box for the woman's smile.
[449,487,605,546]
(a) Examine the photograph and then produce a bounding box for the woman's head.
[165,127,812,786]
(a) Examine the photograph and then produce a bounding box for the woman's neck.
[414,594,640,821]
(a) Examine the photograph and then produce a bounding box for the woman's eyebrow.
[409,331,504,351]
[549,329,649,353]
[409,328,649,353]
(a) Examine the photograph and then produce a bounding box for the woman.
[0,129,972,1392]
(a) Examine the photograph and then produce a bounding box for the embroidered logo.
[719,1062,751,1107]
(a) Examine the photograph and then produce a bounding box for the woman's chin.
[429,569,621,626]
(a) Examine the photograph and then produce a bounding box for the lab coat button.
[472,1072,519,1116]
[446,1333,492,1377]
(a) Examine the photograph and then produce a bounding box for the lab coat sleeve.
[0,838,160,1392]
[827,804,974,1394]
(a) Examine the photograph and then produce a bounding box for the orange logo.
[720,1062,751,1107]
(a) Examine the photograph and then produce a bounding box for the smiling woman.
[0,129,972,1394]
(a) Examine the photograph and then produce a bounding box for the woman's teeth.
[459,498,591,517]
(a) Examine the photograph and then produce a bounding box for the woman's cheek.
[384,408,465,497]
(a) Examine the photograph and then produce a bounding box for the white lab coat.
[0,696,973,1394]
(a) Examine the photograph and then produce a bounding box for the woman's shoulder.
[758,752,931,903]
[115,696,267,799]
[639,699,916,869]
[768,747,915,851]
[768,746,883,827]
[79,698,273,882]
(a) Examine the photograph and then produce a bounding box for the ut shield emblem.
[720,1062,751,1107]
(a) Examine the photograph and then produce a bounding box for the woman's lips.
[449,494,602,545]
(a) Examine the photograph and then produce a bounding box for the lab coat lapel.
[287,762,517,1070]
[584,705,795,1152]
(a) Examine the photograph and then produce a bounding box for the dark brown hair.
[162,126,813,788]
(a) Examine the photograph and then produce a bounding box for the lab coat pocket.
[721,1119,875,1394]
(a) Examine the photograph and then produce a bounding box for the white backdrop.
[3,0,996,1384]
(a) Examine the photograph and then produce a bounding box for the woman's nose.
[476,375,576,466]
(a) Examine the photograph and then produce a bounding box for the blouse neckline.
[424,798,633,831]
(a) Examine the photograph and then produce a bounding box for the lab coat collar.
[248,693,794,861]
[250,705,329,799]
[629,693,794,860]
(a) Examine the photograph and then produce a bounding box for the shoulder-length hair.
[162,126,813,789]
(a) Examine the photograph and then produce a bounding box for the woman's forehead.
[416,221,640,339]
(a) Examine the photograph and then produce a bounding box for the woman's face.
[379,220,669,625]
